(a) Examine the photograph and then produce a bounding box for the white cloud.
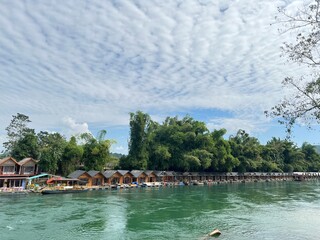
[62,117,90,138]
[111,145,127,155]
[0,0,313,149]
[207,117,266,136]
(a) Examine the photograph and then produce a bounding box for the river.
[1,181,320,240]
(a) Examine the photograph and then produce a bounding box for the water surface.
[1,181,320,240]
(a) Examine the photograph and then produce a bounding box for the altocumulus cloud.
[0,0,310,150]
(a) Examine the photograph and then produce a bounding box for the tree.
[11,129,39,160]
[145,115,213,171]
[267,1,320,134]
[208,129,239,172]
[229,130,260,172]
[61,136,83,176]
[126,111,151,170]
[301,142,320,171]
[81,130,114,171]
[38,131,67,174]
[3,113,35,156]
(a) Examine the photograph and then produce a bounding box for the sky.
[0,0,319,155]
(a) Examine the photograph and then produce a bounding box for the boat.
[41,186,89,194]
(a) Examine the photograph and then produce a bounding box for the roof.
[226,172,238,176]
[117,170,130,176]
[0,157,19,165]
[87,170,101,177]
[27,173,51,180]
[163,171,175,176]
[19,157,39,165]
[103,170,117,178]
[130,170,145,178]
[153,171,164,176]
[144,170,155,176]
[67,170,86,179]
[190,172,199,176]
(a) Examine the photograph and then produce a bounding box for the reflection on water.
[0,181,320,240]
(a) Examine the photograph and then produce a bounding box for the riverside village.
[0,156,319,195]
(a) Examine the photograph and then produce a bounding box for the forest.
[2,112,320,176]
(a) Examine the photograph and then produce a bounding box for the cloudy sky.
[0,0,318,154]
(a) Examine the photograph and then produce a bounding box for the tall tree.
[38,131,67,174]
[11,129,39,160]
[61,136,83,176]
[267,1,320,134]
[3,113,35,157]
[126,111,151,170]
[210,129,239,172]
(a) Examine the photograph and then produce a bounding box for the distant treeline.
[2,112,320,176]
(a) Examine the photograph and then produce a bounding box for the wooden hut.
[68,170,92,186]
[19,158,39,175]
[162,171,175,182]
[103,170,122,185]
[117,170,133,184]
[130,170,147,184]
[0,157,39,188]
[0,157,19,175]
[87,170,105,186]
[144,170,157,182]
[0,157,21,188]
[154,171,165,182]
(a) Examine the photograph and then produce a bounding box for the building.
[67,170,92,186]
[0,157,39,188]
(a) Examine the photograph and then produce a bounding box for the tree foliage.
[267,0,320,134]
[81,130,114,171]
[120,111,151,170]
[11,129,39,160]
[124,112,320,172]
[3,112,320,174]
[38,131,67,174]
[2,114,115,175]
[3,113,38,158]
[61,136,83,176]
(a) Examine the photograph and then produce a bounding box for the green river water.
[1,181,320,240]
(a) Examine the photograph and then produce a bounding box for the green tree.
[301,142,320,171]
[3,113,38,158]
[210,129,239,172]
[11,129,39,160]
[81,130,114,171]
[61,136,83,176]
[125,111,151,170]
[229,130,261,172]
[38,131,67,174]
[146,115,211,171]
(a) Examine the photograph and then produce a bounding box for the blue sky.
[1,0,319,154]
